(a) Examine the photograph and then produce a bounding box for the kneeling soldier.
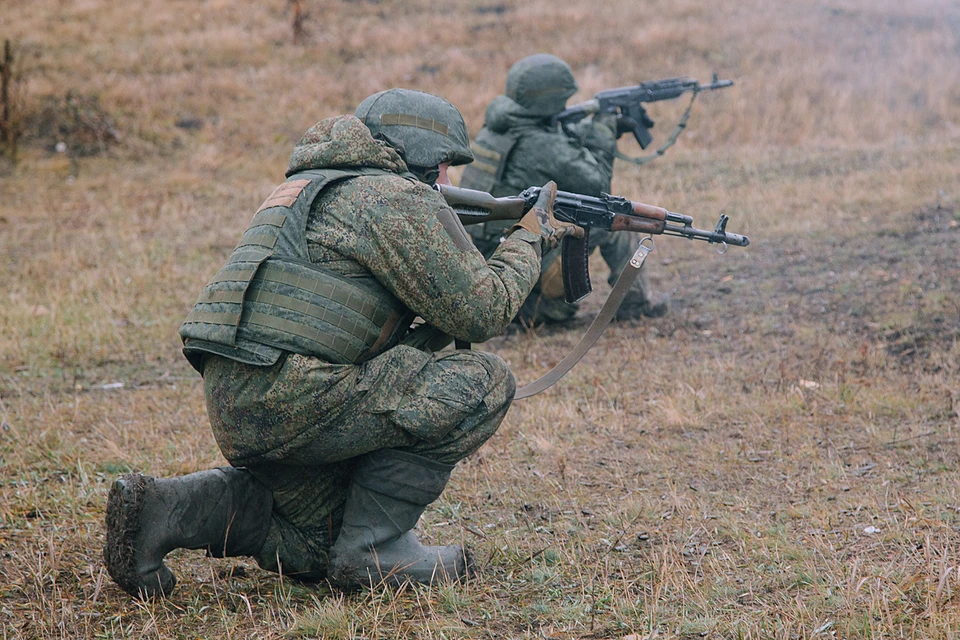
[104,89,577,597]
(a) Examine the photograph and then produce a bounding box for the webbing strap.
[237,232,279,250]
[243,311,363,363]
[379,113,449,136]
[468,158,498,176]
[183,309,241,327]
[615,92,699,167]
[257,263,390,325]
[249,211,287,228]
[245,287,381,345]
[514,240,653,399]
[227,248,272,264]
[470,144,501,162]
[196,289,245,304]
[523,87,573,98]
[208,266,258,285]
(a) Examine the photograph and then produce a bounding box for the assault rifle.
[436,183,748,304]
[551,74,734,150]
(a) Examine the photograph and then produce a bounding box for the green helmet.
[355,89,473,169]
[505,54,578,117]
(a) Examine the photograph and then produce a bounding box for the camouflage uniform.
[460,54,663,324]
[197,114,540,578]
[105,92,546,597]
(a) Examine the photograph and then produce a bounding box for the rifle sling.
[615,92,699,167]
[515,240,653,399]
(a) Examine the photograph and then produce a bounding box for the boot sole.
[104,473,176,598]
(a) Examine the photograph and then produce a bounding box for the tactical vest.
[458,128,521,249]
[179,168,413,373]
[458,128,519,195]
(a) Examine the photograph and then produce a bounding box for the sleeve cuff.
[502,228,543,256]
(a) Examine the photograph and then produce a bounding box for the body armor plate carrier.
[458,128,518,195]
[458,129,520,246]
[180,169,412,372]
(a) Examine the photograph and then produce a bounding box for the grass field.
[2,0,959,638]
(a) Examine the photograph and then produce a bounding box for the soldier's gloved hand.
[510,181,584,250]
[615,115,640,139]
[615,110,655,139]
[592,112,619,137]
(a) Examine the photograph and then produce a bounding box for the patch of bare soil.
[669,204,959,374]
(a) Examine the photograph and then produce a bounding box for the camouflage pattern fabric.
[195,114,541,578]
[464,95,655,323]
[203,347,514,579]
[292,115,541,342]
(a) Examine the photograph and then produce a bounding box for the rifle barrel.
[663,221,750,246]
[438,184,749,247]
[697,79,734,91]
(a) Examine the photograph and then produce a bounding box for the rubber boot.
[104,466,273,599]
[616,296,670,322]
[328,449,471,589]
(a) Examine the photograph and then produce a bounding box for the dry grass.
[1,0,959,638]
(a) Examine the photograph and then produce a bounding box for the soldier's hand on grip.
[592,112,620,137]
[511,181,584,250]
[615,115,642,139]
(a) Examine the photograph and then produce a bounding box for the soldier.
[104,89,579,597]
[460,53,669,325]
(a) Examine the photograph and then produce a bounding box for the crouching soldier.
[104,89,579,597]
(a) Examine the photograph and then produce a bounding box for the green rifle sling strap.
[615,91,699,167]
[514,239,653,399]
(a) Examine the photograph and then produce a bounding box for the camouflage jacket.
[470,95,617,198]
[289,115,541,344]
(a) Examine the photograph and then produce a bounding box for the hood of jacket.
[482,95,552,134]
[286,114,409,177]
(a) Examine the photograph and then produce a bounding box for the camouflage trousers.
[202,345,514,580]
[471,222,653,324]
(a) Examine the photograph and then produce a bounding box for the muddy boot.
[328,449,471,589]
[104,467,272,599]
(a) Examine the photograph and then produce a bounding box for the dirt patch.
[666,203,959,374]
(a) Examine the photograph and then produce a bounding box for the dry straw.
[1,0,959,637]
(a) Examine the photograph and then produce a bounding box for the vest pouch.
[237,257,406,365]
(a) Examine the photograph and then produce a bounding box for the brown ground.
[2,0,959,638]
